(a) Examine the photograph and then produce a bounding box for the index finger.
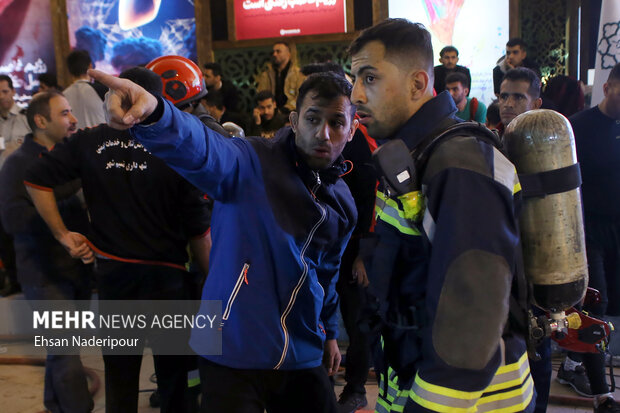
[88,69,127,91]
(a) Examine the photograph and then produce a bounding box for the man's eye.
[365,75,375,84]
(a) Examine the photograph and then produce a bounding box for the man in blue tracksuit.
[88,70,358,413]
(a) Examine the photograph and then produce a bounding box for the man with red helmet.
[146,55,228,136]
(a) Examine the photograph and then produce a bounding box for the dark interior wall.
[210,0,228,41]
[586,0,602,70]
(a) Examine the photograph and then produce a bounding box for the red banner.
[234,0,346,40]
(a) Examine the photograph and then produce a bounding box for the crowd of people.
[0,16,618,413]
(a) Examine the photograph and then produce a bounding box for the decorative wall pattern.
[520,0,568,84]
[215,41,350,114]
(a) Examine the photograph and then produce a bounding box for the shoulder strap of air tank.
[414,121,503,173]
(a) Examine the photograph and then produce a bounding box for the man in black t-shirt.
[25,67,211,413]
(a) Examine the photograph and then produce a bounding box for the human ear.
[348,118,359,142]
[410,70,430,100]
[34,113,47,130]
[289,111,299,132]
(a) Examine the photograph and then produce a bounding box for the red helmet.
[146,55,206,108]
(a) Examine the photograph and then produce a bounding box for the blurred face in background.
[446,81,467,106]
[0,80,14,113]
[506,45,527,67]
[271,43,291,68]
[257,97,276,121]
[499,79,541,126]
[440,51,458,70]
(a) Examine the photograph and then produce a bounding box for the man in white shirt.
[63,50,106,130]
[0,74,30,168]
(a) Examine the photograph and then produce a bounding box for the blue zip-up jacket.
[131,99,357,370]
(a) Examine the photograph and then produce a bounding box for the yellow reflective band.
[409,392,477,413]
[376,205,421,236]
[484,365,530,394]
[477,376,534,412]
[187,376,200,388]
[376,191,412,220]
[414,374,484,400]
[495,352,528,375]
[376,396,391,411]
[513,180,522,195]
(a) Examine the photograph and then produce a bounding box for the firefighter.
[348,19,534,412]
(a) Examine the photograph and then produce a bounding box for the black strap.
[518,163,582,198]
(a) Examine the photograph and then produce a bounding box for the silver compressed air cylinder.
[504,109,588,313]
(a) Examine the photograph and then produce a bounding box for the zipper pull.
[314,171,321,186]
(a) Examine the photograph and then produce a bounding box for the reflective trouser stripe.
[376,368,410,413]
[375,191,421,236]
[375,350,533,412]
[477,377,534,412]
[187,369,200,388]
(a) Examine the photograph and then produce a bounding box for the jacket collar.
[390,91,459,151]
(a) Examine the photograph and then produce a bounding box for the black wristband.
[140,95,165,125]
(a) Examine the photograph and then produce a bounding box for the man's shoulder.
[423,123,500,183]
[569,107,598,127]
[222,79,238,91]
[456,65,471,74]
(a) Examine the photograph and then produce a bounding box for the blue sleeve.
[131,99,253,201]
[319,218,355,340]
[320,267,340,340]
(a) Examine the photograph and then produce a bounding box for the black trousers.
[198,358,338,413]
[96,260,194,413]
[568,216,620,395]
[336,241,371,395]
[0,218,17,286]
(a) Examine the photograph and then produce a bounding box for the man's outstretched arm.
[26,186,94,263]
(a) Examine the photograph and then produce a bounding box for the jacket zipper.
[220,263,250,328]
[274,172,326,369]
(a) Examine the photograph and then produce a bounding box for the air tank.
[504,109,587,313]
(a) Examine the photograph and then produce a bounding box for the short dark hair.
[296,72,355,116]
[486,100,500,125]
[502,67,541,98]
[38,73,60,90]
[273,41,290,50]
[506,38,527,50]
[445,72,469,88]
[67,50,92,77]
[203,62,222,77]
[204,90,224,110]
[26,91,63,131]
[256,90,275,104]
[348,18,434,74]
[119,66,163,97]
[440,46,459,57]
[607,63,620,83]
[0,74,13,89]
[301,62,346,78]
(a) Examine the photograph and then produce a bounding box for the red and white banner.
[234,0,346,40]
